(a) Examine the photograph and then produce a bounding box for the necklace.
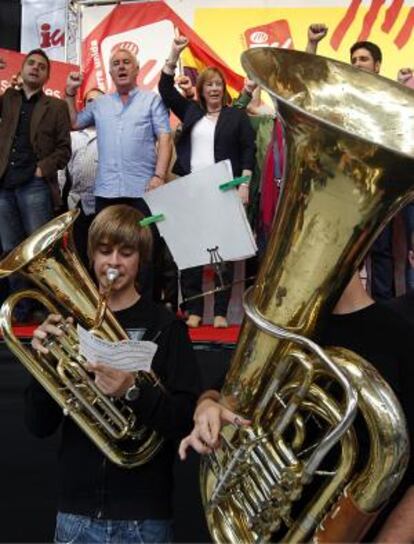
[206,108,222,116]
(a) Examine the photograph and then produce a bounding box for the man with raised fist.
[64,48,172,214]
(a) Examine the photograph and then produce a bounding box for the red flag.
[81,1,244,99]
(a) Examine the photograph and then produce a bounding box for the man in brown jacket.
[0,49,71,320]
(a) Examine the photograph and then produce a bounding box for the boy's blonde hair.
[87,205,152,266]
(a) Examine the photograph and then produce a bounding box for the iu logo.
[244,19,293,49]
[111,41,140,57]
[40,23,65,48]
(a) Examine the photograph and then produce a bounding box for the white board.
[143,160,257,270]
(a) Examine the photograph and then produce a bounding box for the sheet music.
[77,324,157,372]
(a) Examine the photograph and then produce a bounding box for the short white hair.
[109,47,139,68]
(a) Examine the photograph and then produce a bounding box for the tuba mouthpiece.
[106,268,119,283]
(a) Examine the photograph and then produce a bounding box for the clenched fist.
[66,71,83,95]
[308,24,328,44]
[397,67,413,85]
[172,35,189,56]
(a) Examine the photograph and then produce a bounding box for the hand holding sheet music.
[77,324,157,372]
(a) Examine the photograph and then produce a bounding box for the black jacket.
[158,71,255,177]
[24,297,200,520]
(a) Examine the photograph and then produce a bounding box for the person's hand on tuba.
[32,314,70,354]
[178,391,250,460]
[32,314,136,398]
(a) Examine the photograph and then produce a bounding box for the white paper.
[143,160,257,270]
[77,324,157,372]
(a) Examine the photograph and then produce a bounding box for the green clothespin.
[219,175,250,192]
[139,213,165,227]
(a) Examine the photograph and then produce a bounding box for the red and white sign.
[99,19,175,93]
[244,19,294,49]
[21,0,66,61]
[81,1,243,97]
[0,48,78,99]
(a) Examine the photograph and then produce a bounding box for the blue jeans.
[54,512,173,544]
[0,176,53,318]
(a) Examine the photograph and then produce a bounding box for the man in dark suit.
[0,49,71,320]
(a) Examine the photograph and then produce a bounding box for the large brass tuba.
[200,48,414,542]
[0,210,163,468]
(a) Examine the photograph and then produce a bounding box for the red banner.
[0,48,78,99]
[81,1,244,99]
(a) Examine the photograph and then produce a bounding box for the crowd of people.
[0,23,413,543]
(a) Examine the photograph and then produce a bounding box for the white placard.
[77,324,157,372]
[100,20,175,91]
[143,160,257,270]
[21,0,66,61]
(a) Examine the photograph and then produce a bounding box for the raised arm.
[233,78,257,110]
[159,36,194,120]
[177,74,196,100]
[397,67,414,85]
[306,23,328,54]
[64,71,85,129]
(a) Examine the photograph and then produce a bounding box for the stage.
[0,332,234,543]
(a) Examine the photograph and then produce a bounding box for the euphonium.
[0,210,163,468]
[200,48,414,542]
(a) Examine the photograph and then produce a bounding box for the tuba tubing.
[200,47,414,543]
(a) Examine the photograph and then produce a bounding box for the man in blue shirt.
[64,48,172,213]
[64,48,172,298]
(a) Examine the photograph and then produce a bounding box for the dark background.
[0,0,21,51]
[0,341,231,543]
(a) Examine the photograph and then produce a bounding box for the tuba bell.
[200,48,414,542]
[0,210,163,468]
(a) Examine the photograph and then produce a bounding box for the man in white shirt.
[60,88,103,265]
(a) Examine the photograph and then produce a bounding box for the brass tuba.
[200,48,414,542]
[0,210,163,468]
